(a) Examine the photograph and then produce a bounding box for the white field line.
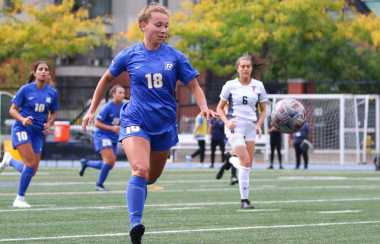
[236,209,280,212]
[1,172,49,175]
[1,177,380,187]
[1,185,379,196]
[1,197,380,212]
[158,207,202,210]
[1,221,380,242]
[318,210,362,214]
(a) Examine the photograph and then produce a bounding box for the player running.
[216,53,268,209]
[79,85,125,191]
[81,3,218,243]
[0,61,58,208]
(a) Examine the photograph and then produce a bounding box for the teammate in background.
[290,121,311,169]
[207,117,225,168]
[268,119,283,169]
[0,61,58,208]
[216,53,268,209]
[81,3,218,243]
[79,85,125,191]
[186,114,207,168]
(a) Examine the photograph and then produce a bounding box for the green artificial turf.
[1,166,380,243]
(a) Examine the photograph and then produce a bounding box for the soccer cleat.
[224,152,232,170]
[279,165,284,170]
[198,162,204,168]
[13,199,31,208]
[267,165,274,170]
[230,177,238,185]
[79,159,87,177]
[209,164,214,168]
[185,155,192,163]
[216,165,225,179]
[0,152,12,174]
[95,184,109,191]
[129,223,145,244]
[241,200,254,209]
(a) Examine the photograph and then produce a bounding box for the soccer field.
[1,167,380,243]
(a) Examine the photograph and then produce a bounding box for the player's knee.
[132,163,150,178]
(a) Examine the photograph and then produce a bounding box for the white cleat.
[0,152,12,174]
[13,199,31,208]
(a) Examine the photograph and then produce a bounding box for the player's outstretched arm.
[186,78,219,120]
[82,70,115,133]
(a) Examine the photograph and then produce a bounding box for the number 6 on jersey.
[145,73,163,89]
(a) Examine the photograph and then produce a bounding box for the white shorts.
[225,117,256,141]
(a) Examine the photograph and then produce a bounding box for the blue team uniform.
[11,82,58,153]
[109,42,199,151]
[94,100,123,156]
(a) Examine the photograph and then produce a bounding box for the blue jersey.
[109,43,199,135]
[12,82,58,131]
[95,100,123,143]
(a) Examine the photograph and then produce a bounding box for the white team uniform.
[220,78,268,141]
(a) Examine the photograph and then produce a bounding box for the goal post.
[266,94,380,165]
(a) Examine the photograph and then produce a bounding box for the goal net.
[265,94,380,164]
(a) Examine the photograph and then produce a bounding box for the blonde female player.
[81,3,218,243]
[216,53,268,209]
[0,61,58,208]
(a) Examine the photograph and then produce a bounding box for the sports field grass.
[1,166,380,243]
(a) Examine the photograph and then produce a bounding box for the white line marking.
[1,172,49,175]
[236,209,280,212]
[318,210,362,214]
[159,207,202,210]
[1,197,380,212]
[1,221,380,242]
[1,185,378,196]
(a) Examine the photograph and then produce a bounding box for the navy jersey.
[109,43,199,135]
[95,100,123,143]
[12,82,58,131]
[210,118,225,140]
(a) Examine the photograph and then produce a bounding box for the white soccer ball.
[271,99,306,134]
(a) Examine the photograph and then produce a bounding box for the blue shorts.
[12,122,45,154]
[94,134,118,156]
[119,126,179,151]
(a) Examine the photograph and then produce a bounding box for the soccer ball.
[271,99,306,134]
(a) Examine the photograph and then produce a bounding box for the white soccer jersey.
[220,78,268,121]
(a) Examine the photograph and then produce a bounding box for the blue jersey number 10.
[145,73,163,89]
[34,103,45,112]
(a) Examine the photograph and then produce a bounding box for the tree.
[0,0,122,86]
[127,0,380,82]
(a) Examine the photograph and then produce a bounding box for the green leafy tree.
[128,0,380,82]
[0,0,123,86]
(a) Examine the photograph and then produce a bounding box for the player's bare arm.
[94,120,121,134]
[9,104,33,127]
[216,100,236,130]
[186,78,219,120]
[82,70,115,132]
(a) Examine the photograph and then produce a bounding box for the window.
[3,0,19,12]
[147,0,168,7]
[89,0,112,23]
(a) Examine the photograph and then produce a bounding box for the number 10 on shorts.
[126,126,140,134]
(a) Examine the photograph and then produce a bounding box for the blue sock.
[86,161,103,170]
[97,163,112,186]
[9,158,24,173]
[127,175,147,228]
[18,166,35,197]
